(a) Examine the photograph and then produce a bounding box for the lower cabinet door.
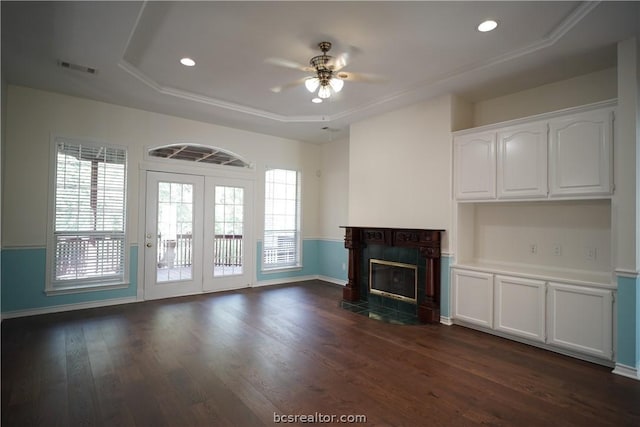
[452,269,493,328]
[494,275,546,342]
[546,282,613,360]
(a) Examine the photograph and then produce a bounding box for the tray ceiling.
[2,1,639,143]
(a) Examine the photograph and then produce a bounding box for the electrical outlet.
[342,263,346,271]
[552,244,562,256]
[585,247,597,262]
[529,244,537,255]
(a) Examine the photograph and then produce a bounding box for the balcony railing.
[263,231,297,267]
[54,234,124,281]
[55,234,244,280]
[156,233,243,268]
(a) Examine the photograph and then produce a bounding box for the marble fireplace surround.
[340,226,444,324]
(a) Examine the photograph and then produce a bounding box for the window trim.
[144,143,254,170]
[45,135,130,294]
[261,167,302,272]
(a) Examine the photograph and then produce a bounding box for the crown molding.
[118,59,319,123]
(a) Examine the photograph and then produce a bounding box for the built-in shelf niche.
[456,199,612,286]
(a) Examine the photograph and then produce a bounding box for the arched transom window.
[148,144,250,168]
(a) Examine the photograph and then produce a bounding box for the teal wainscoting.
[317,239,348,283]
[1,246,138,314]
[616,275,638,369]
[440,255,451,319]
[256,239,348,284]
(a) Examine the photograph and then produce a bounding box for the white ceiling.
[2,1,639,143]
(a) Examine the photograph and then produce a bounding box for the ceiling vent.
[57,60,97,75]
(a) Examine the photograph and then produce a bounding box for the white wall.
[472,201,611,273]
[615,38,640,272]
[318,137,349,240]
[2,85,321,248]
[472,67,617,127]
[348,94,453,250]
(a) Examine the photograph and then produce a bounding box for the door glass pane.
[213,185,244,277]
[157,182,194,282]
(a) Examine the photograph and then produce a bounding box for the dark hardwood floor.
[2,280,639,426]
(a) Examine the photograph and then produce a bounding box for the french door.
[144,171,253,300]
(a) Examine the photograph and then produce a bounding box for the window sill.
[45,282,130,296]
[261,265,303,274]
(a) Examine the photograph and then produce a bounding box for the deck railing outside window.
[155,234,243,268]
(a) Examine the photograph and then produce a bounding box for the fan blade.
[336,71,387,84]
[270,77,309,93]
[265,57,314,72]
[327,45,360,71]
[327,53,349,71]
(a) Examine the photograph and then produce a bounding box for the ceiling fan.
[267,41,385,101]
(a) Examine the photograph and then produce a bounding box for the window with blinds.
[263,168,301,270]
[50,139,127,289]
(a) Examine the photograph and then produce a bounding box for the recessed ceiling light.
[477,20,498,32]
[180,57,196,67]
[312,97,322,104]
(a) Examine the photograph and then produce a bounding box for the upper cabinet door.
[549,109,613,197]
[497,122,548,199]
[454,132,496,200]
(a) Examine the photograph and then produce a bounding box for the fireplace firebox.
[369,259,417,303]
[340,226,444,324]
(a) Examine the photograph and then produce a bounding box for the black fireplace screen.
[369,259,417,303]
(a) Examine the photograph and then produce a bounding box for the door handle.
[146,243,152,248]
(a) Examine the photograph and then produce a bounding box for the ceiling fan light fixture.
[477,20,498,32]
[311,97,323,103]
[318,85,331,99]
[180,57,196,67]
[305,77,320,92]
[329,77,344,92]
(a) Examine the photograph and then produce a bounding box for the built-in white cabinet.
[451,268,614,362]
[452,269,493,328]
[494,275,546,342]
[549,109,613,197]
[454,132,496,200]
[453,102,615,202]
[546,282,613,360]
[451,101,616,365]
[497,122,548,199]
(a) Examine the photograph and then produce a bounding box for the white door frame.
[144,171,205,300]
[203,176,254,293]
[137,160,256,301]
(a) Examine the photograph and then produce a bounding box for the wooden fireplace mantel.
[340,226,444,324]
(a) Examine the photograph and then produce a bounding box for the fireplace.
[369,259,417,303]
[340,226,444,324]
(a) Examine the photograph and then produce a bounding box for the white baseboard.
[1,296,138,320]
[612,363,639,380]
[440,316,453,325]
[253,275,319,288]
[254,274,347,288]
[317,275,346,286]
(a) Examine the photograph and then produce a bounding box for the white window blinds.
[52,140,127,287]
[263,168,301,269]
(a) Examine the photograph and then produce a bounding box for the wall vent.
[57,60,97,75]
